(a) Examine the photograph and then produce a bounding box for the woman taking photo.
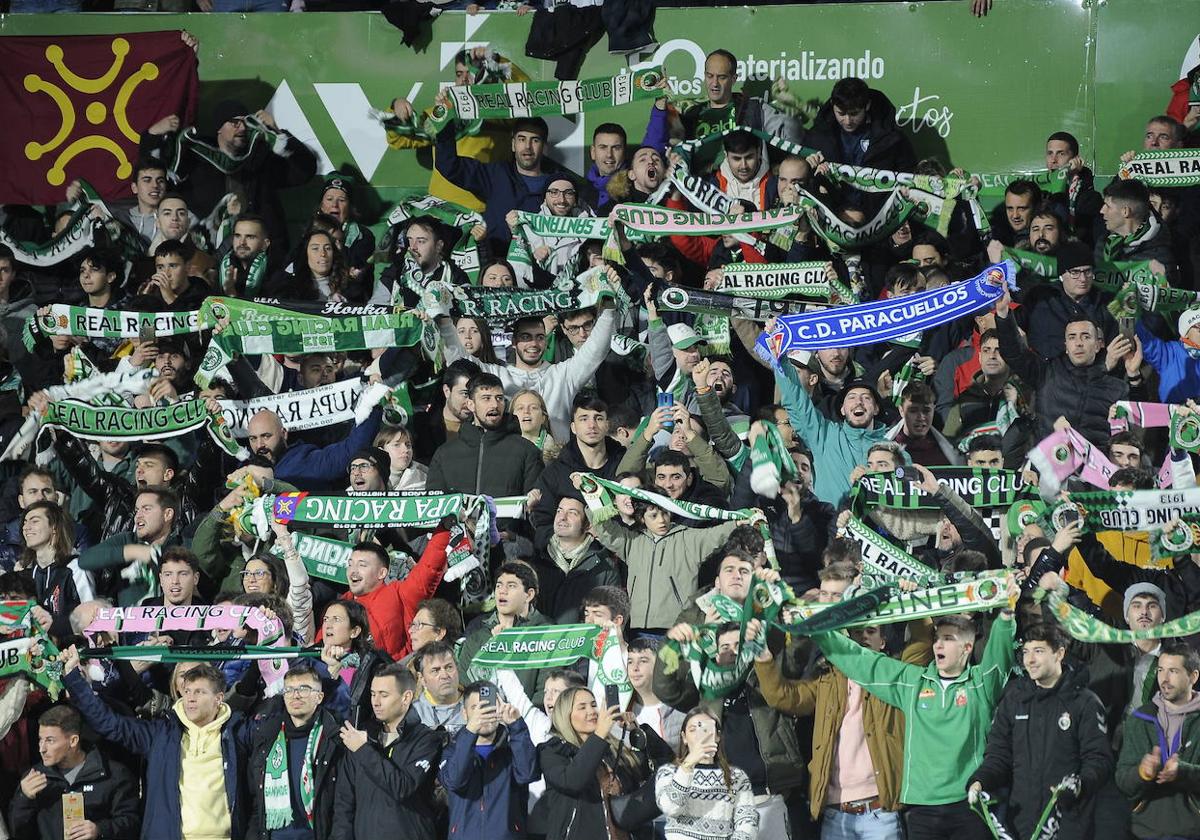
[538,685,650,840]
[655,709,757,840]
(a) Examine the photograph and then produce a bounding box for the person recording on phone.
[439,681,539,840]
[654,708,758,840]
[845,445,1001,570]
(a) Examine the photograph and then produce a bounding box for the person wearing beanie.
[347,448,391,493]
[1025,239,1118,361]
[1134,303,1200,403]
[314,173,376,277]
[138,97,317,252]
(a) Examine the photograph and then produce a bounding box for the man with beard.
[506,176,593,285]
[773,344,889,506]
[425,373,543,498]
[435,113,564,250]
[1117,641,1200,840]
[219,214,272,297]
[246,404,382,492]
[1025,241,1119,361]
[139,99,317,251]
[412,360,481,463]
[441,296,618,440]
[78,487,185,606]
[941,336,1017,443]
[383,217,470,309]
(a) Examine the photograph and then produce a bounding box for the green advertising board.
[0,0,1193,216]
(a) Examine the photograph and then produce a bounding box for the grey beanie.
[1123,582,1168,620]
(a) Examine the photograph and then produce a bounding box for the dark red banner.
[0,31,198,205]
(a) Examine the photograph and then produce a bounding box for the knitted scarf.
[264,720,323,830]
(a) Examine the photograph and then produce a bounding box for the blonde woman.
[537,686,650,840]
[655,708,757,840]
[511,389,562,463]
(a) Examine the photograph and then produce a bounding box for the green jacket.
[1116,699,1200,839]
[814,614,1016,806]
[591,517,741,630]
[774,358,887,507]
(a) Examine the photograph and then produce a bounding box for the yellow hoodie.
[175,699,233,840]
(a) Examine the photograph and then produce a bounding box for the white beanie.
[1178,307,1200,338]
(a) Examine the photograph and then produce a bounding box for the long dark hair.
[19,501,74,568]
[287,228,361,302]
[322,599,372,658]
[675,707,733,789]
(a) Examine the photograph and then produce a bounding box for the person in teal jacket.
[773,358,888,507]
[811,575,1018,840]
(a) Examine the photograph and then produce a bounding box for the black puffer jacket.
[425,415,544,497]
[529,537,623,624]
[536,733,649,840]
[8,748,141,840]
[970,665,1114,840]
[995,311,1133,447]
[530,436,626,550]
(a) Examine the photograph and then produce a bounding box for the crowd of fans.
[0,18,1197,840]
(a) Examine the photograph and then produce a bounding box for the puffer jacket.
[970,664,1113,840]
[995,310,1133,447]
[591,516,741,630]
[8,748,141,840]
[536,733,650,840]
[425,415,544,498]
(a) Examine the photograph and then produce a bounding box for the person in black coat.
[1023,242,1118,362]
[246,664,344,840]
[994,300,1141,448]
[806,78,916,183]
[538,685,651,840]
[8,705,141,840]
[969,624,1113,840]
[331,664,442,840]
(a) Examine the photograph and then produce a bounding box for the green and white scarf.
[850,468,1034,514]
[471,623,630,696]
[167,115,284,177]
[973,167,1069,200]
[264,720,323,830]
[1117,149,1200,187]
[218,378,366,438]
[384,195,483,284]
[271,491,479,530]
[434,67,663,127]
[270,531,354,585]
[37,397,243,458]
[1039,585,1200,642]
[843,515,940,585]
[716,261,854,302]
[748,419,797,499]
[1001,248,1164,296]
[1049,487,1200,533]
[1102,217,1162,264]
[0,202,96,267]
[218,251,269,297]
[1109,279,1200,318]
[824,164,976,236]
[24,305,201,352]
[195,298,424,388]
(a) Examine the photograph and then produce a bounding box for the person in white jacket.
[440,292,618,439]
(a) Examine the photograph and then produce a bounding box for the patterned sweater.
[654,763,759,840]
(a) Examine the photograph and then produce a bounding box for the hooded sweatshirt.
[1154,690,1200,757]
[176,700,233,840]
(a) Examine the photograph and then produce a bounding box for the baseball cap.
[1179,307,1200,337]
[667,323,706,350]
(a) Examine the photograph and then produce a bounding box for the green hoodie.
[813,614,1015,806]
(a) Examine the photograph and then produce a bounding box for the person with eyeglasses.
[505,176,594,287]
[1022,241,1119,362]
[246,662,344,840]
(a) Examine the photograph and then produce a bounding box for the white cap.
[667,323,706,350]
[1179,307,1200,338]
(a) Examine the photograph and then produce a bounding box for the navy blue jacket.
[64,668,254,840]
[273,407,382,491]
[440,718,540,840]
[434,122,564,245]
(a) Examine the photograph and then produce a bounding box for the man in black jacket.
[1024,241,1119,362]
[247,663,343,840]
[425,372,544,499]
[333,663,442,840]
[530,393,626,550]
[969,623,1113,840]
[995,296,1141,447]
[9,704,141,840]
[807,77,916,189]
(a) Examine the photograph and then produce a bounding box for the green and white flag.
[974,167,1069,199]
[38,397,243,458]
[1050,487,1200,532]
[437,67,663,124]
[195,298,424,388]
[24,306,201,352]
[270,531,354,585]
[1117,149,1200,187]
